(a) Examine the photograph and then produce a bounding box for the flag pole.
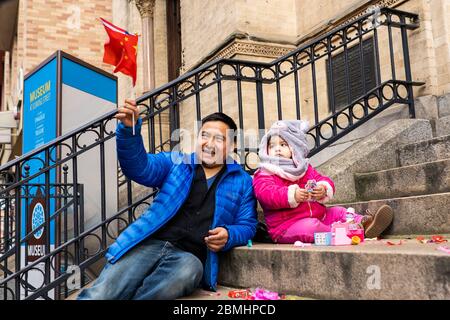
[132,112,135,136]
[132,90,136,136]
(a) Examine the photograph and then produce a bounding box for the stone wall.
[175,0,450,166]
[180,0,298,72]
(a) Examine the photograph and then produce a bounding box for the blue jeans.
[77,238,204,300]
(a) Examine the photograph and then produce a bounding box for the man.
[77,99,257,300]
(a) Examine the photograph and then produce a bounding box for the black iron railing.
[0,7,423,299]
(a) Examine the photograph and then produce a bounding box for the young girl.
[253,120,394,244]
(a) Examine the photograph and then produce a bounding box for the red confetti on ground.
[431,235,447,243]
[416,236,428,244]
[386,240,404,246]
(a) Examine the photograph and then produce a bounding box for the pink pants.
[276,206,363,244]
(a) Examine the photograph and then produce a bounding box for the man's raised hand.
[114,99,139,128]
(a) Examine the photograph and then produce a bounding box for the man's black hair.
[201,112,238,142]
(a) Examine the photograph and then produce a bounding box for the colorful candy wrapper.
[436,246,450,254]
[417,235,447,244]
[416,236,426,244]
[431,235,447,243]
[251,288,280,300]
[228,289,251,299]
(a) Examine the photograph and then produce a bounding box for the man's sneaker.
[361,205,394,238]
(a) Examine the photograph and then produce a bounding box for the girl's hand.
[114,99,139,127]
[295,188,310,203]
[311,185,327,200]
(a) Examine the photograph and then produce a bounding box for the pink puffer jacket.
[252,164,335,242]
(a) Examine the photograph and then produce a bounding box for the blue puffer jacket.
[106,119,257,291]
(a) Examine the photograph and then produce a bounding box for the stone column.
[133,0,155,91]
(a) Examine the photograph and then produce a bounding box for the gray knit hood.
[258,120,310,181]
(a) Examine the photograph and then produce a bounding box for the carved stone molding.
[132,0,155,18]
[181,40,295,73]
[298,0,407,45]
[348,0,406,22]
[180,0,407,74]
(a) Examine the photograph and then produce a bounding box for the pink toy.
[305,179,317,202]
[347,221,365,243]
[331,222,352,245]
[314,232,332,246]
[331,220,365,246]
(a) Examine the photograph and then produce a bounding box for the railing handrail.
[137,7,418,101]
[270,7,418,66]
[0,109,117,172]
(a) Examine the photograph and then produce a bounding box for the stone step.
[334,192,450,236]
[436,115,450,138]
[66,280,310,301]
[398,134,450,167]
[438,93,450,118]
[354,159,450,201]
[179,285,310,300]
[178,286,245,300]
[66,283,240,300]
[318,118,433,204]
[218,241,450,300]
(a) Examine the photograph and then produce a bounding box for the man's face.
[196,121,233,168]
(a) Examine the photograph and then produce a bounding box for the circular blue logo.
[31,203,45,240]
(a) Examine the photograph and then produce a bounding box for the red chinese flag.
[100,18,138,86]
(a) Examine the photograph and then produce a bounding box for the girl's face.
[268,135,292,159]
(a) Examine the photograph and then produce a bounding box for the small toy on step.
[314,232,332,246]
[351,236,361,245]
[294,240,312,247]
[347,214,365,243]
[331,209,365,245]
[247,239,253,247]
[331,222,352,245]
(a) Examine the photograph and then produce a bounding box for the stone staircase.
[68,100,450,301]
[342,117,450,237]
[218,105,450,299]
[348,133,450,236]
